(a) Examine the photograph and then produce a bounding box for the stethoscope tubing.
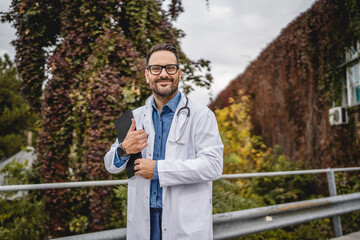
[177,96,190,117]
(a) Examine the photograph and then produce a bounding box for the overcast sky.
[0,0,317,105]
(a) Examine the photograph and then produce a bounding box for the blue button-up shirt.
[114,92,181,209]
[150,91,181,208]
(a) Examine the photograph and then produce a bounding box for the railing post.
[327,168,343,237]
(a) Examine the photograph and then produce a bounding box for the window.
[342,41,360,106]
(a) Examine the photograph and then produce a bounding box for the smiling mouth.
[156,80,173,86]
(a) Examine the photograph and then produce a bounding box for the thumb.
[128,118,136,132]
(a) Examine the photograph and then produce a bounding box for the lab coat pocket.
[179,184,210,233]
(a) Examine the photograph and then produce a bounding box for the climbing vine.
[210,0,360,169]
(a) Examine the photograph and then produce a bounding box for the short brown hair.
[146,43,179,65]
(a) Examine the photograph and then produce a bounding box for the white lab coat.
[104,93,223,240]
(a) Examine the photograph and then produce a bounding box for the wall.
[210,0,360,169]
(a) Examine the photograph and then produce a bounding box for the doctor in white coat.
[104,43,223,240]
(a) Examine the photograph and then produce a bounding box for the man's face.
[145,50,182,99]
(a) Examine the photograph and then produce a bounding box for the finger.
[132,129,146,137]
[141,142,148,149]
[131,130,146,140]
[134,159,141,165]
[135,142,147,151]
[128,118,136,133]
[138,132,148,139]
[138,138,148,145]
[135,171,142,177]
[137,133,148,141]
[135,129,145,134]
[134,143,147,152]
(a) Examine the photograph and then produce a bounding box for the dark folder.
[113,109,142,178]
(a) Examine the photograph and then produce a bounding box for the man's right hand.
[121,119,148,154]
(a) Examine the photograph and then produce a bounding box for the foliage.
[210,0,360,169]
[335,171,360,235]
[0,54,38,160]
[213,98,358,239]
[0,160,48,240]
[0,197,47,240]
[213,178,260,214]
[107,185,128,229]
[248,147,316,206]
[213,98,316,214]
[68,215,89,234]
[0,0,213,236]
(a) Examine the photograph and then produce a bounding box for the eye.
[151,66,161,72]
[167,65,176,71]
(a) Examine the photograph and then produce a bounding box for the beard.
[151,78,179,98]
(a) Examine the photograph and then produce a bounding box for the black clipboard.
[113,109,142,178]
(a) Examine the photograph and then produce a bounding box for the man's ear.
[145,69,149,84]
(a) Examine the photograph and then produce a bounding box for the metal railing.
[220,167,360,238]
[213,192,360,240]
[0,179,128,191]
[1,167,360,239]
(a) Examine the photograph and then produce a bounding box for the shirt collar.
[152,91,181,113]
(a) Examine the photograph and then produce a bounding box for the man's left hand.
[134,158,156,179]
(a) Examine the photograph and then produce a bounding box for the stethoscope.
[142,96,191,144]
[170,96,190,144]
[177,96,190,118]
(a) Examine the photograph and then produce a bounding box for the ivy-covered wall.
[210,0,360,169]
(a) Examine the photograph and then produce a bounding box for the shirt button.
[154,192,156,194]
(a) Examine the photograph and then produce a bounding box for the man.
[104,43,223,240]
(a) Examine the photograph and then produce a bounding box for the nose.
[159,67,169,78]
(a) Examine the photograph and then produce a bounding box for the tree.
[0,54,37,160]
[1,0,212,236]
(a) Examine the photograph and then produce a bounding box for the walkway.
[332,231,360,240]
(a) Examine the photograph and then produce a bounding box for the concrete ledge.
[331,231,360,240]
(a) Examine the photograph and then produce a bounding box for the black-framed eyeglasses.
[147,64,179,75]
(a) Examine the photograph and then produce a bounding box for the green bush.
[0,159,48,239]
[335,171,360,235]
[0,196,47,240]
